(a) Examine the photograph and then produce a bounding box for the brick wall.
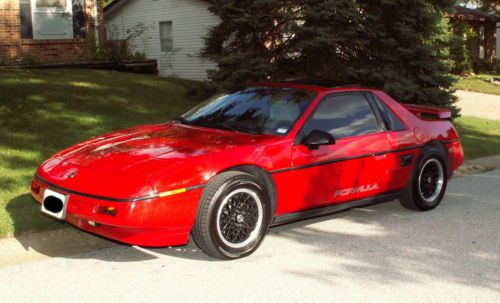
[0,0,105,64]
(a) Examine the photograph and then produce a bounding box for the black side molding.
[271,190,403,227]
[34,174,205,203]
[270,145,423,174]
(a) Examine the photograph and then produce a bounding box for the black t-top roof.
[274,79,361,88]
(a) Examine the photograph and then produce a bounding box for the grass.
[0,69,499,239]
[0,69,210,238]
[455,74,500,95]
[455,116,500,160]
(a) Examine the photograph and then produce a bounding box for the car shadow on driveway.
[5,193,215,263]
[5,172,500,293]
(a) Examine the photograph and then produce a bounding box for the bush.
[106,23,154,61]
[449,20,473,75]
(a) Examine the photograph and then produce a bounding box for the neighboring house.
[104,0,219,80]
[0,0,105,64]
[450,6,500,66]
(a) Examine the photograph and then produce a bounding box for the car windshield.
[180,86,316,135]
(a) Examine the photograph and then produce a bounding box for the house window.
[36,0,66,8]
[160,21,173,52]
[72,0,86,39]
[20,0,33,39]
[479,25,485,60]
[19,0,86,40]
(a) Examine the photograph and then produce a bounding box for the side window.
[373,96,406,131]
[301,94,380,140]
[159,21,173,52]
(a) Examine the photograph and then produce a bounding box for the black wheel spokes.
[219,192,259,244]
[420,162,441,199]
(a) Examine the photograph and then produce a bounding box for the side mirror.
[302,130,336,150]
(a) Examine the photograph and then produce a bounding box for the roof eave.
[103,0,129,18]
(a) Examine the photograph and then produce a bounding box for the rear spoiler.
[403,104,452,120]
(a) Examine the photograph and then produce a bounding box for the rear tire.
[399,146,448,211]
[192,171,271,260]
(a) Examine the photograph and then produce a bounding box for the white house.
[104,0,219,80]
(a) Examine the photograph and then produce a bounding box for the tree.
[202,0,459,115]
[449,19,474,75]
[458,0,500,14]
[103,0,113,7]
[482,0,500,13]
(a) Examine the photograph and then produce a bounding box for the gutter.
[103,0,128,18]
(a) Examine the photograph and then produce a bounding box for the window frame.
[181,86,318,136]
[35,0,68,9]
[29,0,74,40]
[159,21,174,53]
[20,0,33,39]
[479,25,485,60]
[20,0,87,41]
[294,91,384,145]
[366,93,408,132]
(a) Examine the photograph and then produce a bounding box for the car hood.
[37,122,277,198]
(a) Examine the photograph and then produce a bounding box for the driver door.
[286,93,391,212]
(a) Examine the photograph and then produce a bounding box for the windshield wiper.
[214,123,264,135]
[213,122,241,133]
[175,118,262,135]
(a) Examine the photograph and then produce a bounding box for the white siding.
[105,0,219,80]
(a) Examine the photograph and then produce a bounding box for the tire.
[192,171,272,260]
[399,146,448,211]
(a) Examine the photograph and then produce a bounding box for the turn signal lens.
[31,179,41,195]
[96,206,117,216]
[159,188,187,197]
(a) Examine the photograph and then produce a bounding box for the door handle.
[373,153,387,160]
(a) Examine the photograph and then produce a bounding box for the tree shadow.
[455,119,500,159]
[0,68,209,237]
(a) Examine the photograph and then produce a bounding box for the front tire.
[192,171,271,259]
[399,146,448,211]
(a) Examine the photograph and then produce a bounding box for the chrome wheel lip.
[418,158,444,204]
[216,188,263,249]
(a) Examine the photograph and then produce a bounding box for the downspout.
[497,22,500,61]
[93,0,99,47]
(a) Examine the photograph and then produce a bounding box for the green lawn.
[0,69,209,238]
[455,116,500,160]
[455,74,500,95]
[0,69,499,239]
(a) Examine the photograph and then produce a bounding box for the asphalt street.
[1,170,499,303]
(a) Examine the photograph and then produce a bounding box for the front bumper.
[31,177,203,247]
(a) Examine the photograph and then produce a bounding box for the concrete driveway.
[455,90,500,120]
[1,170,499,303]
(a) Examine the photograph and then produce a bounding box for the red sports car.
[31,81,463,259]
